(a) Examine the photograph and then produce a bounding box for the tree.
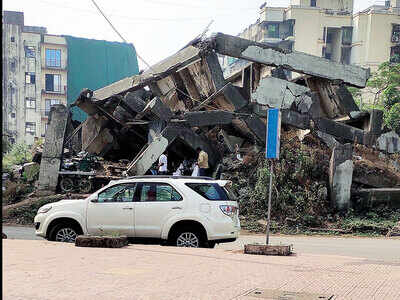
[366,62,400,133]
[367,62,400,108]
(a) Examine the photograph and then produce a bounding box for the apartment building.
[221,0,400,74]
[2,11,139,146]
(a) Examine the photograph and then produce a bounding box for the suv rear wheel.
[170,227,205,248]
[49,222,82,243]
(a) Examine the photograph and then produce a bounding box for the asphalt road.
[3,225,400,262]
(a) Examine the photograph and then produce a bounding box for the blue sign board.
[266,108,281,159]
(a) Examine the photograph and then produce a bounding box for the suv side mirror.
[90,197,98,203]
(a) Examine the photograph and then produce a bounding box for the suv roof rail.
[124,175,214,180]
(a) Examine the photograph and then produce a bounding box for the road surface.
[3,225,400,262]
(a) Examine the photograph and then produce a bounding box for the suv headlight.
[38,205,52,214]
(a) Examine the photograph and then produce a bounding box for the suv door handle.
[172,206,183,210]
[123,207,133,210]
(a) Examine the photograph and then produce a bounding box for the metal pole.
[266,160,273,245]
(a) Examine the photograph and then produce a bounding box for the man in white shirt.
[158,152,168,175]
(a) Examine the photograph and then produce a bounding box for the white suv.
[34,176,240,248]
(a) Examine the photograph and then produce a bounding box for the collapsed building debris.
[38,33,399,209]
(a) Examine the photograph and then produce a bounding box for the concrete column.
[38,105,69,191]
[329,143,353,210]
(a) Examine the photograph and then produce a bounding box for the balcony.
[41,89,66,95]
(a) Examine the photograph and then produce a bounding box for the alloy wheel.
[55,227,77,243]
[176,232,199,247]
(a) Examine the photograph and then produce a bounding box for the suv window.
[138,183,182,202]
[98,184,136,203]
[185,183,230,201]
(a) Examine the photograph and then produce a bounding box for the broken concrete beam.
[127,135,171,176]
[244,115,266,144]
[367,109,383,137]
[307,78,343,118]
[376,131,400,154]
[178,68,200,107]
[183,111,235,127]
[148,120,166,143]
[204,52,226,91]
[353,168,400,188]
[333,84,360,115]
[329,143,353,211]
[140,97,173,122]
[315,118,375,146]
[251,77,313,114]
[316,131,340,149]
[220,130,244,153]
[252,105,311,130]
[207,33,369,87]
[38,105,69,191]
[222,84,249,112]
[354,188,400,209]
[93,46,201,101]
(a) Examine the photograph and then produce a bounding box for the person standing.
[196,147,208,177]
[158,152,168,175]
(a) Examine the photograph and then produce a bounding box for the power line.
[90,0,152,69]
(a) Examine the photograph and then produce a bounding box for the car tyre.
[49,222,82,243]
[170,227,205,248]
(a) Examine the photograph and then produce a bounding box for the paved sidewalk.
[3,240,400,300]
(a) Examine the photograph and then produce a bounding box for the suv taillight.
[220,205,237,217]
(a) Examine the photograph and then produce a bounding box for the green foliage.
[367,62,400,120]
[3,182,34,205]
[7,196,64,224]
[2,136,11,153]
[246,144,331,229]
[2,143,32,172]
[385,103,400,134]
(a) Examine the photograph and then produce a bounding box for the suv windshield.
[186,183,235,201]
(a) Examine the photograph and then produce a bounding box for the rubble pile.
[38,33,400,209]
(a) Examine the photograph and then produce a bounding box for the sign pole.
[266,160,273,245]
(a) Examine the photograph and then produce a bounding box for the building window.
[390,46,400,63]
[266,23,279,39]
[392,24,400,43]
[45,74,61,92]
[11,36,15,42]
[45,99,61,116]
[25,122,36,135]
[10,61,16,72]
[311,0,317,7]
[25,72,36,84]
[25,46,36,58]
[25,98,36,109]
[45,49,61,67]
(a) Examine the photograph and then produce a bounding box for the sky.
[3,0,382,69]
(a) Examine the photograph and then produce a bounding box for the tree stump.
[75,235,128,248]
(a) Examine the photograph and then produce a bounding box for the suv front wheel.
[49,222,81,243]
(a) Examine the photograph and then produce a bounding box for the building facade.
[221,0,400,74]
[2,11,139,146]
